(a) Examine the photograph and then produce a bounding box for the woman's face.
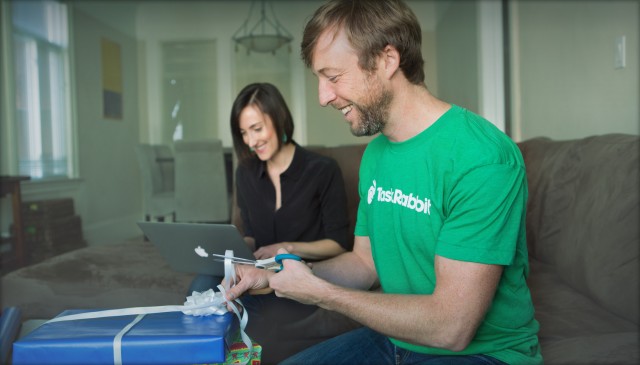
[238,104,279,162]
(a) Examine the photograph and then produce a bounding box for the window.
[10,0,74,180]
[162,40,218,143]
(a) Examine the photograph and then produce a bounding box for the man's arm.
[269,236,503,351]
[310,235,379,289]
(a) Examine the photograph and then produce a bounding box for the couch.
[519,134,638,364]
[2,134,638,364]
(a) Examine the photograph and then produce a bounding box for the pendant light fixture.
[232,0,293,55]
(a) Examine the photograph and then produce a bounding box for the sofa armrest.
[0,307,22,363]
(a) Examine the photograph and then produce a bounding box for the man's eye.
[328,76,338,83]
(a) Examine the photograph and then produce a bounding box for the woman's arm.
[253,239,345,260]
[243,236,256,252]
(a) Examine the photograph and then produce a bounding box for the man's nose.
[318,79,336,107]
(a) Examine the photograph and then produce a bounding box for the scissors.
[210,253,302,272]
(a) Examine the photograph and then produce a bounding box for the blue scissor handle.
[274,253,302,264]
[274,253,302,271]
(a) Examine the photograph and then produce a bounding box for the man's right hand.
[223,264,273,308]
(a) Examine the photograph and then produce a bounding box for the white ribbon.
[44,250,254,365]
[219,249,253,358]
[224,249,237,289]
[113,314,144,365]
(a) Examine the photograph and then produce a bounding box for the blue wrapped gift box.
[13,309,236,365]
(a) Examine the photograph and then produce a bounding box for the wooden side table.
[1,176,30,268]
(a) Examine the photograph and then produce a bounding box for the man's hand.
[269,249,326,306]
[223,263,273,309]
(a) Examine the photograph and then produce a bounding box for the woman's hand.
[254,242,294,259]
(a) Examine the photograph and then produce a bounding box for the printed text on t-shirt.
[367,180,431,215]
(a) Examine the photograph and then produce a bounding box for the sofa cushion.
[519,134,639,324]
[540,333,639,365]
[1,239,194,320]
[529,259,636,336]
[530,258,639,364]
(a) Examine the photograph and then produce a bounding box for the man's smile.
[340,105,353,115]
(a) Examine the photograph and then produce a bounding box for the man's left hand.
[269,248,325,305]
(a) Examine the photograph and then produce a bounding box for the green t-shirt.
[355,105,542,364]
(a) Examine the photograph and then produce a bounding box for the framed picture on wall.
[101,38,123,120]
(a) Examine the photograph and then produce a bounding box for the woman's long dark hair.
[230,83,294,164]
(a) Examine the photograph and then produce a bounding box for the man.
[225,0,542,364]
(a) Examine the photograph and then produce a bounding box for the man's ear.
[380,45,400,80]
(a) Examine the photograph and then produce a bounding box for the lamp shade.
[233,0,292,54]
[235,34,291,53]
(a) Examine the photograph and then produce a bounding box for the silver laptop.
[137,221,255,276]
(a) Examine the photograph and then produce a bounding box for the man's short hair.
[301,0,425,85]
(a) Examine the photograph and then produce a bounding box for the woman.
[231,82,354,364]
[231,82,350,260]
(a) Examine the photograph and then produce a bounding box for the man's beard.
[350,85,392,137]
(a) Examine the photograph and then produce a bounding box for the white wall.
[435,0,480,114]
[510,0,639,141]
[69,7,143,245]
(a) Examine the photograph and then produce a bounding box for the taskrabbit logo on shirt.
[367,179,432,215]
[367,180,377,204]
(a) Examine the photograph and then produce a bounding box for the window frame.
[0,0,78,181]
